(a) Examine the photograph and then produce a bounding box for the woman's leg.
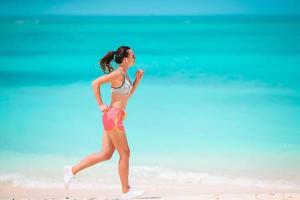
[107,129,131,193]
[71,130,115,175]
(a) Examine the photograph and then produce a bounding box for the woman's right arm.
[92,69,121,111]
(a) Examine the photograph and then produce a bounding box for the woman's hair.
[99,45,131,74]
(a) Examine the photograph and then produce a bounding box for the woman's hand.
[136,69,144,81]
[99,104,110,113]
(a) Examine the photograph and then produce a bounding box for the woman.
[64,46,145,199]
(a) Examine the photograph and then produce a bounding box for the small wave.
[132,166,300,190]
[0,173,117,189]
[14,19,40,24]
[15,20,25,24]
[1,165,300,190]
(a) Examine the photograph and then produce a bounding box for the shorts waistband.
[109,105,126,114]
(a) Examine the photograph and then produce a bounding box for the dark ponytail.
[99,46,131,74]
[99,50,115,74]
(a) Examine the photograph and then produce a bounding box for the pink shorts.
[102,105,127,132]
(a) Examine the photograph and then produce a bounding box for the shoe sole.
[121,191,144,200]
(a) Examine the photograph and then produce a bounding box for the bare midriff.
[110,92,130,111]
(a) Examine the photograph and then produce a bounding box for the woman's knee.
[102,151,114,161]
[119,148,130,160]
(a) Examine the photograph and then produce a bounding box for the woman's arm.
[92,70,121,107]
[129,78,141,97]
[129,69,144,97]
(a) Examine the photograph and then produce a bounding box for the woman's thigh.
[101,130,115,155]
[107,130,130,156]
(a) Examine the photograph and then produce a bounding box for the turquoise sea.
[0,15,300,189]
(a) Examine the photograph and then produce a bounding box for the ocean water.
[0,15,300,190]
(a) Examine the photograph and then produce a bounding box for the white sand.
[1,184,300,200]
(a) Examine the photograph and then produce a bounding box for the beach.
[1,15,300,199]
[1,185,300,199]
[0,155,300,199]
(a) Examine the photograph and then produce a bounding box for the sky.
[0,0,299,16]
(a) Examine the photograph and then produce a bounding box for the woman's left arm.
[129,69,144,97]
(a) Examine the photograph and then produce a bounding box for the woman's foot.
[64,165,74,190]
[120,187,144,200]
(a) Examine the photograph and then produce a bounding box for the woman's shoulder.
[107,68,124,82]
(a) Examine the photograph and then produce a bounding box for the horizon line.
[1,13,300,17]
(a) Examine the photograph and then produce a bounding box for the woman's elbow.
[92,80,100,88]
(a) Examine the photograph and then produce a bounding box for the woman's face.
[123,49,135,67]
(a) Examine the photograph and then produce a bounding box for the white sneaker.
[64,165,74,190]
[120,187,144,200]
